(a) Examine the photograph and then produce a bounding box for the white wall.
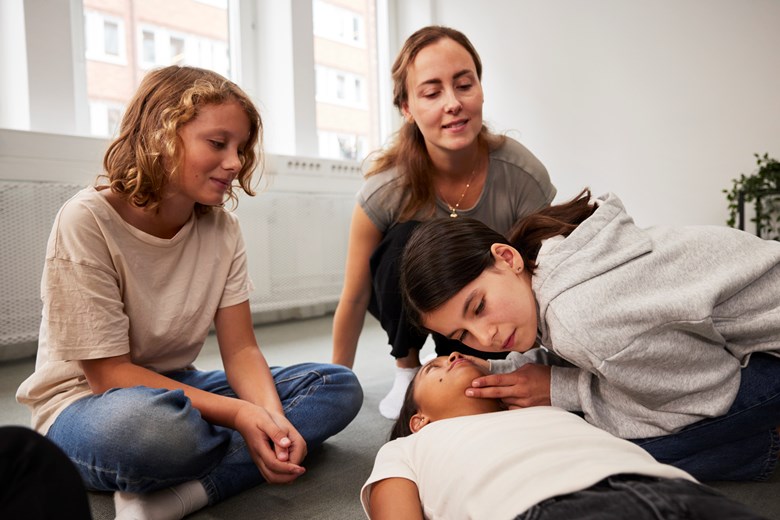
[429,0,780,227]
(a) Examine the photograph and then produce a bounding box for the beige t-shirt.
[16,188,252,434]
[361,407,695,520]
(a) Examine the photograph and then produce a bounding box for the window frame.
[0,0,403,158]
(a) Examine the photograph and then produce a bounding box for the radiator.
[0,181,85,359]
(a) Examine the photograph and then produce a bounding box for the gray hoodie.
[491,193,780,439]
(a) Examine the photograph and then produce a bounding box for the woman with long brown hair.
[331,25,556,419]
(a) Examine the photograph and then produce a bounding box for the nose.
[471,324,496,350]
[447,352,464,364]
[223,148,243,172]
[443,88,462,114]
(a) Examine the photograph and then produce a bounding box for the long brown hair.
[366,25,505,221]
[100,65,263,215]
[401,189,596,329]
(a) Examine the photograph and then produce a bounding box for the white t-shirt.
[361,407,695,520]
[16,188,252,434]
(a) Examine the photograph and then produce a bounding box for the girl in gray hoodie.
[400,188,780,481]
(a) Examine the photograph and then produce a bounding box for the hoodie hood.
[532,193,653,345]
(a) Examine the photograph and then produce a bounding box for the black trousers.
[515,475,770,520]
[368,220,508,361]
[0,426,92,520]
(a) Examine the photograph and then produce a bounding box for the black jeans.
[516,475,769,520]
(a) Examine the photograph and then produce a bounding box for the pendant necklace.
[442,156,480,218]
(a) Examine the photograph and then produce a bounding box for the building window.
[89,100,125,138]
[170,37,185,64]
[2,0,388,160]
[312,0,365,47]
[316,66,367,108]
[142,30,156,64]
[104,21,120,56]
[84,11,127,64]
[138,25,228,77]
[82,1,230,137]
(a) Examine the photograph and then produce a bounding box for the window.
[312,1,379,160]
[142,30,156,64]
[84,11,126,64]
[316,66,367,107]
[83,1,230,137]
[170,37,185,64]
[313,1,365,46]
[104,21,120,57]
[1,0,389,160]
[89,100,125,138]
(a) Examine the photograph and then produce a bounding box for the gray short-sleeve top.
[357,137,556,236]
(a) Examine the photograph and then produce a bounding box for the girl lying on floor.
[361,353,769,520]
[400,188,780,481]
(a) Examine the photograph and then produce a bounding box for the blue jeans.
[515,475,769,519]
[632,353,780,481]
[46,363,363,505]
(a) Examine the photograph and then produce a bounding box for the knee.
[317,364,364,424]
[84,387,223,464]
[321,364,364,415]
[281,363,363,420]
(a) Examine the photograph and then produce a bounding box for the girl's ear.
[490,243,524,273]
[410,413,430,433]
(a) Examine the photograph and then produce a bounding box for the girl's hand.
[465,363,552,408]
[234,403,308,484]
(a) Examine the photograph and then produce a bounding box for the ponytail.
[509,188,596,275]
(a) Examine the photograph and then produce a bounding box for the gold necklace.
[442,157,480,218]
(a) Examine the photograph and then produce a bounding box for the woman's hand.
[233,403,308,484]
[466,363,552,409]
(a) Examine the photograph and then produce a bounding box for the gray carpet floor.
[1,315,778,519]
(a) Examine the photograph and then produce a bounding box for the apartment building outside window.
[2,0,388,161]
[312,0,379,161]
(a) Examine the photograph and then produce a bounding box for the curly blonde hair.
[100,65,262,215]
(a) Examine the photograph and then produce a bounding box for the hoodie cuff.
[489,352,532,374]
[550,366,582,411]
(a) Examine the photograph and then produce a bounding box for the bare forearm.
[331,299,369,367]
[223,345,284,414]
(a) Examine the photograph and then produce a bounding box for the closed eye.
[422,361,442,374]
[209,140,225,149]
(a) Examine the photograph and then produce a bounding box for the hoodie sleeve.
[489,352,529,373]
[489,348,573,374]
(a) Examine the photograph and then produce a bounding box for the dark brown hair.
[365,25,505,221]
[389,376,420,441]
[401,188,596,329]
[99,65,263,215]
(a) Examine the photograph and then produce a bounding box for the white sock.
[379,367,419,420]
[113,480,208,520]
